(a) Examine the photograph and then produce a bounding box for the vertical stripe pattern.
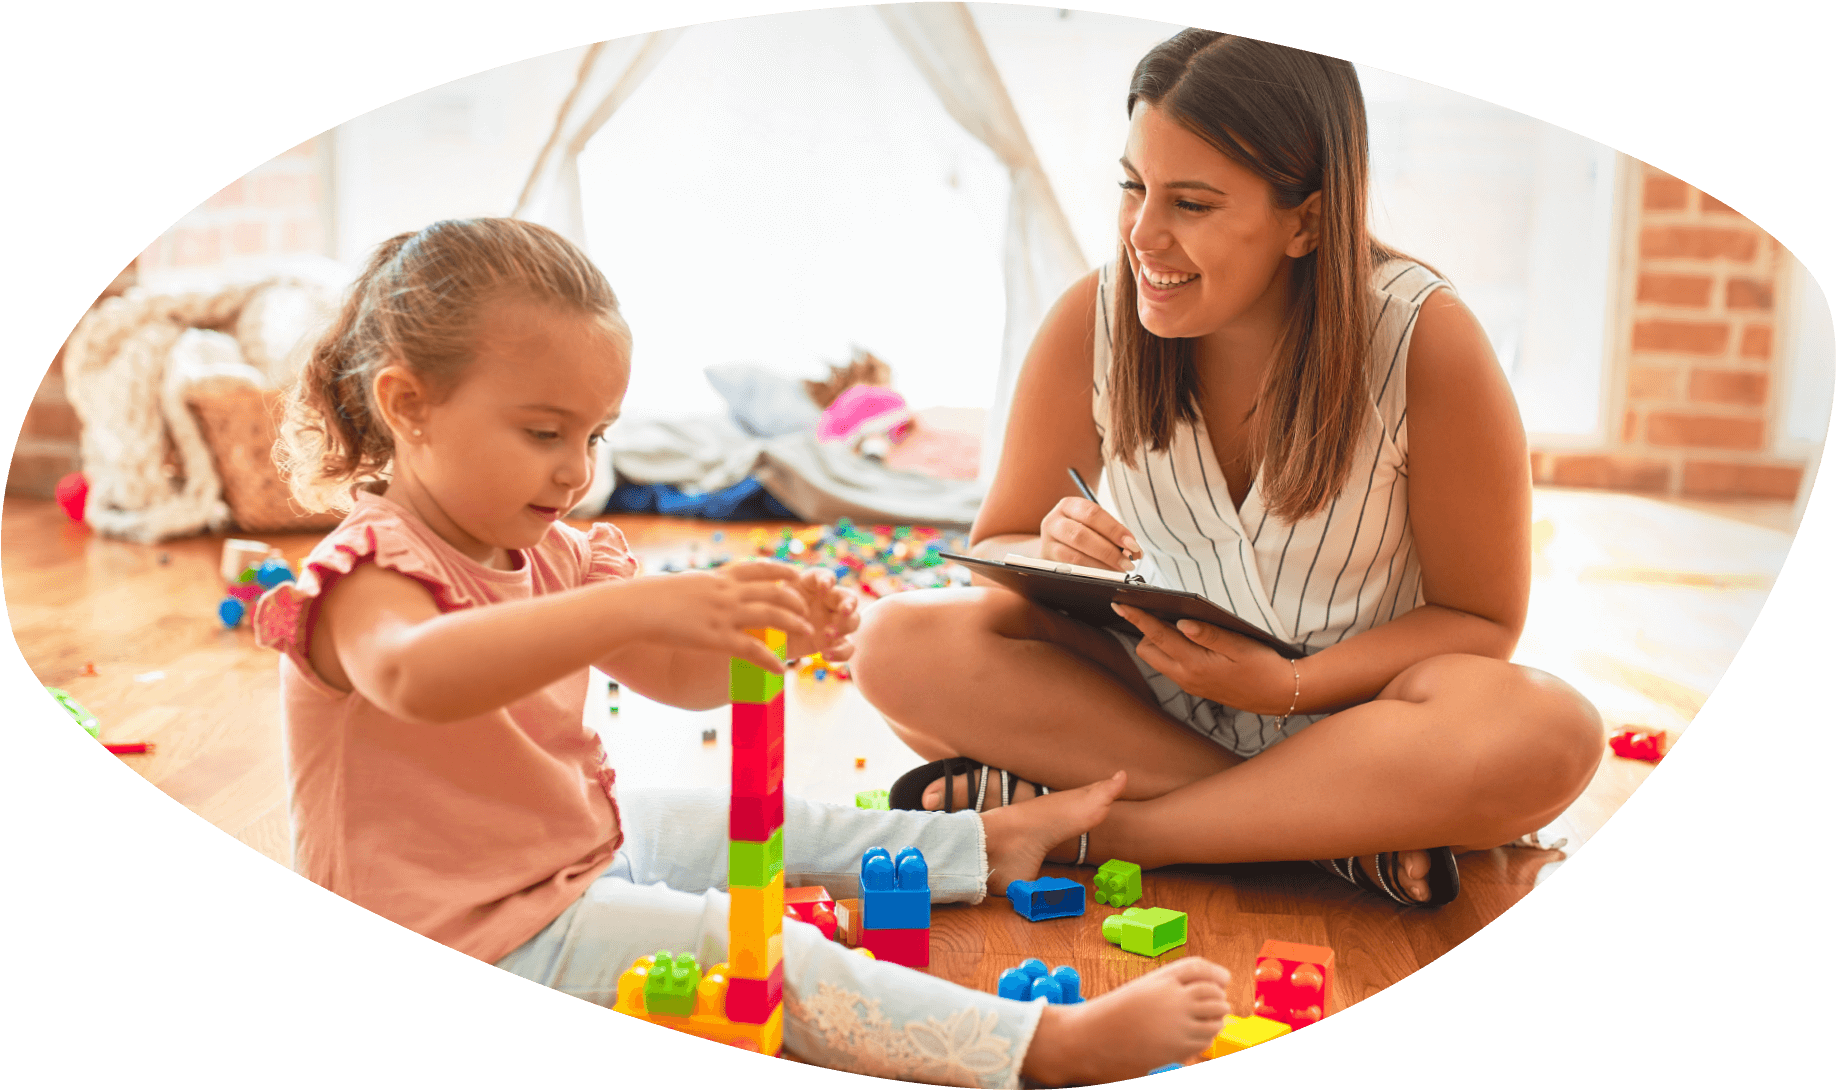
[1092,260,1445,756]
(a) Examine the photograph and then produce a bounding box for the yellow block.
[743,627,788,658]
[1202,1015,1291,1058]
[730,930,783,979]
[613,958,785,1055]
[730,872,785,954]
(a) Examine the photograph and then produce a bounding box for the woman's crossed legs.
[851,587,1605,904]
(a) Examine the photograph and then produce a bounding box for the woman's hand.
[1040,497,1143,572]
[784,566,862,662]
[1111,603,1295,714]
[620,560,814,674]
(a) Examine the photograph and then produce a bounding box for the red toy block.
[1252,940,1335,1029]
[1609,726,1668,763]
[784,886,838,940]
[859,927,929,968]
[732,735,785,796]
[731,693,784,750]
[730,784,785,841]
[724,961,784,1024]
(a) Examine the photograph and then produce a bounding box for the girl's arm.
[312,561,813,723]
[1115,288,1531,714]
[970,269,1142,570]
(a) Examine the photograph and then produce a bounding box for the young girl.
[254,217,1233,1088]
[853,31,1605,907]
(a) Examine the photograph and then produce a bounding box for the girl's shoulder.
[1371,257,1449,308]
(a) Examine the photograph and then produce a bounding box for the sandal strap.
[1075,832,1088,866]
[974,764,991,812]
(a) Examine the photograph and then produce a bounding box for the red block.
[1252,940,1335,1029]
[731,694,784,750]
[725,961,784,1024]
[1609,727,1668,763]
[785,886,838,940]
[733,735,785,796]
[859,927,929,968]
[730,784,784,841]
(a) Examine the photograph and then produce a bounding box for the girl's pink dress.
[254,490,638,963]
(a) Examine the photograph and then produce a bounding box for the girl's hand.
[1040,497,1142,572]
[784,566,862,662]
[1111,603,1294,714]
[623,560,813,674]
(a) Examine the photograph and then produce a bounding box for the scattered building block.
[997,958,1083,1004]
[1149,1064,1184,1074]
[862,846,931,930]
[1006,876,1085,921]
[1101,906,1188,957]
[1252,940,1335,1029]
[642,950,702,1017]
[858,926,929,967]
[725,961,785,1024]
[1201,1015,1290,1058]
[1609,726,1668,762]
[855,788,890,809]
[835,898,862,946]
[784,886,838,940]
[612,955,783,1054]
[1093,859,1142,907]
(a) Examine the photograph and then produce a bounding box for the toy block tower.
[858,845,930,966]
[1252,939,1335,1030]
[727,628,788,1055]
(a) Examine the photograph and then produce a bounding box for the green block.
[46,687,99,738]
[855,789,890,810]
[729,827,784,888]
[642,950,701,1017]
[730,657,784,704]
[1101,906,1188,957]
[1094,859,1143,907]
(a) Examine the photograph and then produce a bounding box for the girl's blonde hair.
[280,218,629,513]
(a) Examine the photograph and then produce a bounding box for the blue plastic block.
[861,846,930,930]
[255,557,295,588]
[996,958,1083,1004]
[1149,1064,1184,1074]
[1006,876,1085,921]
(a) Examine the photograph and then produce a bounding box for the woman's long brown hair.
[1110,31,1423,522]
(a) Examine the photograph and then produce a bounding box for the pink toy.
[54,472,88,522]
[817,385,911,444]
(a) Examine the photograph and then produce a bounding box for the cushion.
[186,384,341,533]
[705,362,822,439]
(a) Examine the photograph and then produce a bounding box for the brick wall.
[1532,161,1806,501]
[6,138,333,500]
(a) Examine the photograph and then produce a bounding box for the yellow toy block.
[614,956,784,1055]
[730,872,785,952]
[744,627,788,658]
[730,930,783,979]
[1201,1015,1291,1058]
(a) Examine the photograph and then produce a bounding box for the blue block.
[1006,877,1085,921]
[997,958,1083,1004]
[862,846,930,930]
[1149,1064,1184,1074]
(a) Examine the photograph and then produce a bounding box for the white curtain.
[512,30,684,245]
[877,3,1088,485]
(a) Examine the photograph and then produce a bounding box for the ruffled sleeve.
[582,520,639,584]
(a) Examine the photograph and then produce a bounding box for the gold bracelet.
[1272,658,1301,732]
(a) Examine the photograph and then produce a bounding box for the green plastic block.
[730,657,785,704]
[643,950,702,1017]
[855,789,890,810]
[729,827,785,888]
[47,687,99,738]
[1101,906,1188,957]
[1094,859,1143,907]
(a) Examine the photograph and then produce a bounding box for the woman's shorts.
[1107,627,1329,760]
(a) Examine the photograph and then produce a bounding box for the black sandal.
[1312,847,1460,908]
[886,757,1090,865]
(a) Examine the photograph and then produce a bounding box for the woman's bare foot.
[1021,958,1232,1086]
[1354,850,1434,903]
[919,764,1044,812]
[980,770,1125,894]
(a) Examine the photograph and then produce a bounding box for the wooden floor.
[3,488,1797,1050]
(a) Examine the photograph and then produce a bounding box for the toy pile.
[215,538,296,627]
[661,517,973,602]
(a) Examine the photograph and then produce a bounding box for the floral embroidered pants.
[495,788,1045,1087]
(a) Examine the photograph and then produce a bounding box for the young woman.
[850,30,1605,908]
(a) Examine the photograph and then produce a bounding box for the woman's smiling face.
[1118,103,1316,342]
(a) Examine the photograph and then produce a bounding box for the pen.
[1067,467,1141,564]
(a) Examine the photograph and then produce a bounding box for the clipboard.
[940,552,1304,658]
